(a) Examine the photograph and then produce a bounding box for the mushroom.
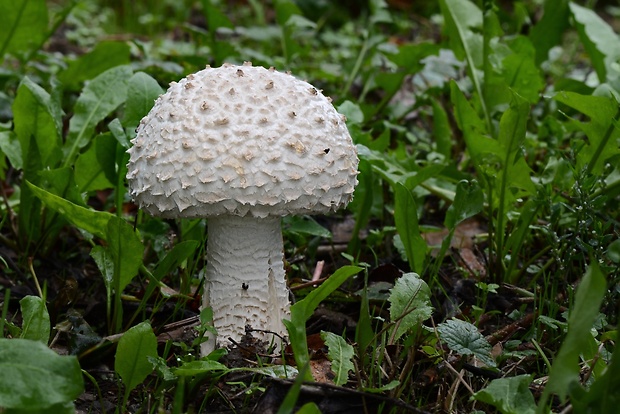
[126,62,359,354]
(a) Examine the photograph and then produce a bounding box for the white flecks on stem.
[201,215,290,355]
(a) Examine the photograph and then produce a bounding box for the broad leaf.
[12,76,63,168]
[337,100,364,125]
[0,0,48,61]
[450,80,488,145]
[473,375,536,414]
[26,181,115,240]
[528,0,570,65]
[115,321,158,394]
[437,318,496,367]
[444,179,483,230]
[284,216,332,239]
[500,37,544,104]
[19,296,50,344]
[431,99,452,158]
[388,273,432,342]
[0,131,22,170]
[74,133,118,192]
[58,41,131,90]
[440,0,482,66]
[554,92,620,175]
[107,216,144,294]
[0,338,83,410]
[64,65,132,165]
[122,71,164,129]
[295,403,322,414]
[321,331,355,386]
[90,245,114,315]
[393,183,426,274]
[38,167,84,207]
[570,2,620,83]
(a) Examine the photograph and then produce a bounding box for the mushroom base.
[201,215,291,355]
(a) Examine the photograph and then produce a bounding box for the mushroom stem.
[201,215,290,355]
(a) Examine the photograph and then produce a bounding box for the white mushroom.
[126,63,359,355]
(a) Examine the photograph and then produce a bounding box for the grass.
[0,0,619,413]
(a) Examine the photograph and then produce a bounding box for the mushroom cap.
[126,63,359,219]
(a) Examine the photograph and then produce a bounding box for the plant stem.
[341,32,370,97]
[0,288,10,337]
[27,257,44,298]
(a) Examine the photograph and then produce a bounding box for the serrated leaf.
[321,332,355,386]
[64,65,132,166]
[0,338,84,410]
[115,321,158,393]
[148,356,177,381]
[173,360,229,376]
[19,296,50,344]
[240,364,298,379]
[437,318,495,367]
[388,273,433,342]
[440,0,483,64]
[473,374,536,414]
[570,2,620,83]
[554,92,620,175]
[440,0,484,112]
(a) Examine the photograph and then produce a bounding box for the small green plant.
[284,265,363,381]
[472,262,613,414]
[0,338,84,413]
[114,321,158,410]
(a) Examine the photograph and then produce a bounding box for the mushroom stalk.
[201,215,290,354]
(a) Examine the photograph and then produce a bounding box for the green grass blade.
[539,262,607,407]
[284,266,362,381]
